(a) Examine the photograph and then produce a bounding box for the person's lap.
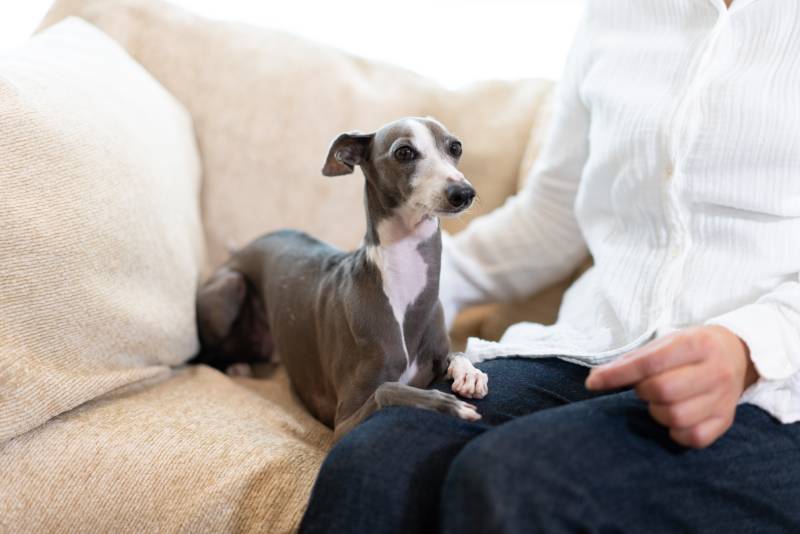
[300,358,598,533]
[300,357,800,534]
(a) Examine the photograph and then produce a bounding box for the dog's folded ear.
[322,132,374,176]
[196,267,247,346]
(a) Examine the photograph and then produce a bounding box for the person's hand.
[585,326,759,448]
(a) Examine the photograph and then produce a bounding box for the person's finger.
[669,415,732,449]
[586,334,704,390]
[647,390,722,429]
[634,362,718,403]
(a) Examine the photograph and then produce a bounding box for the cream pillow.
[0,18,204,442]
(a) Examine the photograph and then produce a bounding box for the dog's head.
[322,117,475,227]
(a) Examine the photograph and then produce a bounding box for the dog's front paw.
[447,355,489,399]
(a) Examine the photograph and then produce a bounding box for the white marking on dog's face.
[403,119,473,221]
[367,117,474,230]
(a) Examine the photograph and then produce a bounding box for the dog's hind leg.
[333,383,480,441]
[196,267,247,349]
[192,266,274,371]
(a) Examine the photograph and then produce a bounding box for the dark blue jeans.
[300,358,800,533]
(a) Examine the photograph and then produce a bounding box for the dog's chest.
[380,238,428,327]
[369,220,437,382]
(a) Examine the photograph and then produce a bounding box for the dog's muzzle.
[446,184,476,210]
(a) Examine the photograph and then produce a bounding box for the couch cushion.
[0,18,204,442]
[39,0,552,270]
[0,365,332,533]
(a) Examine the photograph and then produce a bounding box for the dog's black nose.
[446,184,476,209]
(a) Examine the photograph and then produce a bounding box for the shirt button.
[670,246,681,258]
[664,165,674,180]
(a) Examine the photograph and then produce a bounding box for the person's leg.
[441,390,800,534]
[300,357,609,534]
[439,357,612,426]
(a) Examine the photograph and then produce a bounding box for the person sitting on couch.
[301,0,800,532]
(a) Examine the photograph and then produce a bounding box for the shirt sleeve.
[706,277,800,381]
[440,15,592,327]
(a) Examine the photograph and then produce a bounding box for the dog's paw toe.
[474,371,489,398]
[423,391,482,422]
[226,363,254,377]
[451,369,489,399]
[454,400,481,422]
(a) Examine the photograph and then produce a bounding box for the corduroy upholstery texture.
[1,365,331,533]
[1,1,558,532]
[0,18,203,443]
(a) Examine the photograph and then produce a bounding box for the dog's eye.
[449,141,462,158]
[394,146,416,162]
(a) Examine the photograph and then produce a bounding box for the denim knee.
[316,406,422,484]
[302,406,482,534]
[439,415,607,534]
[440,432,519,533]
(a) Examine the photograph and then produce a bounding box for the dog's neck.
[362,182,442,368]
[362,181,442,283]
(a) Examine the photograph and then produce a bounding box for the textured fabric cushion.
[39,0,553,270]
[0,365,332,533]
[0,18,204,442]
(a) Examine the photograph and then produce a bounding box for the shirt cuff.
[707,303,798,381]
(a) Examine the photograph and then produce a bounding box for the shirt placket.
[653,8,731,334]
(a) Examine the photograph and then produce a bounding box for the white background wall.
[1,0,585,86]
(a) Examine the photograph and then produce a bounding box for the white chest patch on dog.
[398,359,419,385]
[369,217,437,376]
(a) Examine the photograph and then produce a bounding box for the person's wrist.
[708,325,759,392]
[740,338,759,390]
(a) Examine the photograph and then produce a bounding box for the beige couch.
[0,1,574,531]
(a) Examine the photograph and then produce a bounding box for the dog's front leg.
[333,382,481,441]
[447,353,489,399]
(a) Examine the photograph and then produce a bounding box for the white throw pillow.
[0,18,204,442]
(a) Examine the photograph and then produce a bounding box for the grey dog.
[194,117,489,440]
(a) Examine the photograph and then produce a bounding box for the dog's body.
[194,118,488,440]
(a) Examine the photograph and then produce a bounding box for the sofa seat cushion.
[0,365,332,533]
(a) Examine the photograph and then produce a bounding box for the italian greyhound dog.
[193,117,489,440]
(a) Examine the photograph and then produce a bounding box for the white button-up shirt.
[441,0,800,423]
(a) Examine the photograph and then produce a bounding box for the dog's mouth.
[435,208,465,217]
[434,202,474,217]
[412,194,475,220]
